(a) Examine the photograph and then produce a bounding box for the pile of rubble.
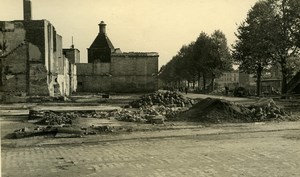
[247,98,288,121]
[29,110,81,125]
[177,98,290,123]
[29,110,115,125]
[114,106,187,123]
[130,91,194,108]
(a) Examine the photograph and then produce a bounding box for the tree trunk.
[192,76,195,89]
[202,76,206,91]
[281,61,288,95]
[256,67,262,97]
[211,77,215,92]
[198,73,201,90]
[0,59,2,86]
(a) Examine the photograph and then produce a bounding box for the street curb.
[2,127,300,149]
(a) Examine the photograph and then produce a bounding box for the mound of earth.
[177,98,289,123]
[177,98,250,123]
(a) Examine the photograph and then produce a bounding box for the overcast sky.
[1,0,258,67]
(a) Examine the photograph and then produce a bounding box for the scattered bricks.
[29,110,118,125]
[114,109,148,123]
[117,91,192,123]
[248,98,288,122]
[130,91,194,108]
[113,106,187,123]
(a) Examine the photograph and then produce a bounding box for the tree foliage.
[268,0,300,93]
[159,30,232,91]
[232,1,275,96]
[233,0,300,95]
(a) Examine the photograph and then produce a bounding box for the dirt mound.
[177,98,291,123]
[177,98,250,123]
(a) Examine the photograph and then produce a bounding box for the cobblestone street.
[2,125,300,177]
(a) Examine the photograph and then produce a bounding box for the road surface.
[2,122,300,177]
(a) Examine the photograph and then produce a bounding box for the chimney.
[23,0,32,21]
[99,21,106,34]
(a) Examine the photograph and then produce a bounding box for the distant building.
[76,22,159,93]
[239,65,282,95]
[63,48,80,64]
[261,64,282,94]
[215,70,239,88]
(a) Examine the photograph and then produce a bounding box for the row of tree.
[159,30,232,91]
[233,0,300,96]
[160,0,300,96]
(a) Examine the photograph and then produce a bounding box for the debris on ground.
[28,110,115,125]
[114,106,188,123]
[12,124,116,139]
[177,98,250,123]
[177,98,291,123]
[115,91,193,123]
[27,91,193,125]
[247,98,289,122]
[13,125,84,139]
[130,91,194,108]
[16,97,297,139]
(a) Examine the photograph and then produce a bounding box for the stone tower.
[87,21,115,63]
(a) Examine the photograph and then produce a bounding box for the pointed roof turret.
[89,21,114,50]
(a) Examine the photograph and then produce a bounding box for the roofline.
[63,48,80,52]
[112,52,159,57]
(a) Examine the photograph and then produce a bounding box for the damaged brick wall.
[111,53,158,92]
[29,63,48,95]
[0,44,28,94]
[76,63,111,92]
[0,21,26,53]
[1,20,77,99]
[76,53,158,93]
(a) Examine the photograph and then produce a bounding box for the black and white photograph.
[1,0,300,176]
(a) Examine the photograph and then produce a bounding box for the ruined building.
[0,0,78,101]
[77,22,159,93]
[0,0,158,102]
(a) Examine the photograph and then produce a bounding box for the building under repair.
[76,21,159,93]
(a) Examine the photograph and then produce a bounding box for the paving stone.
[2,129,300,177]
